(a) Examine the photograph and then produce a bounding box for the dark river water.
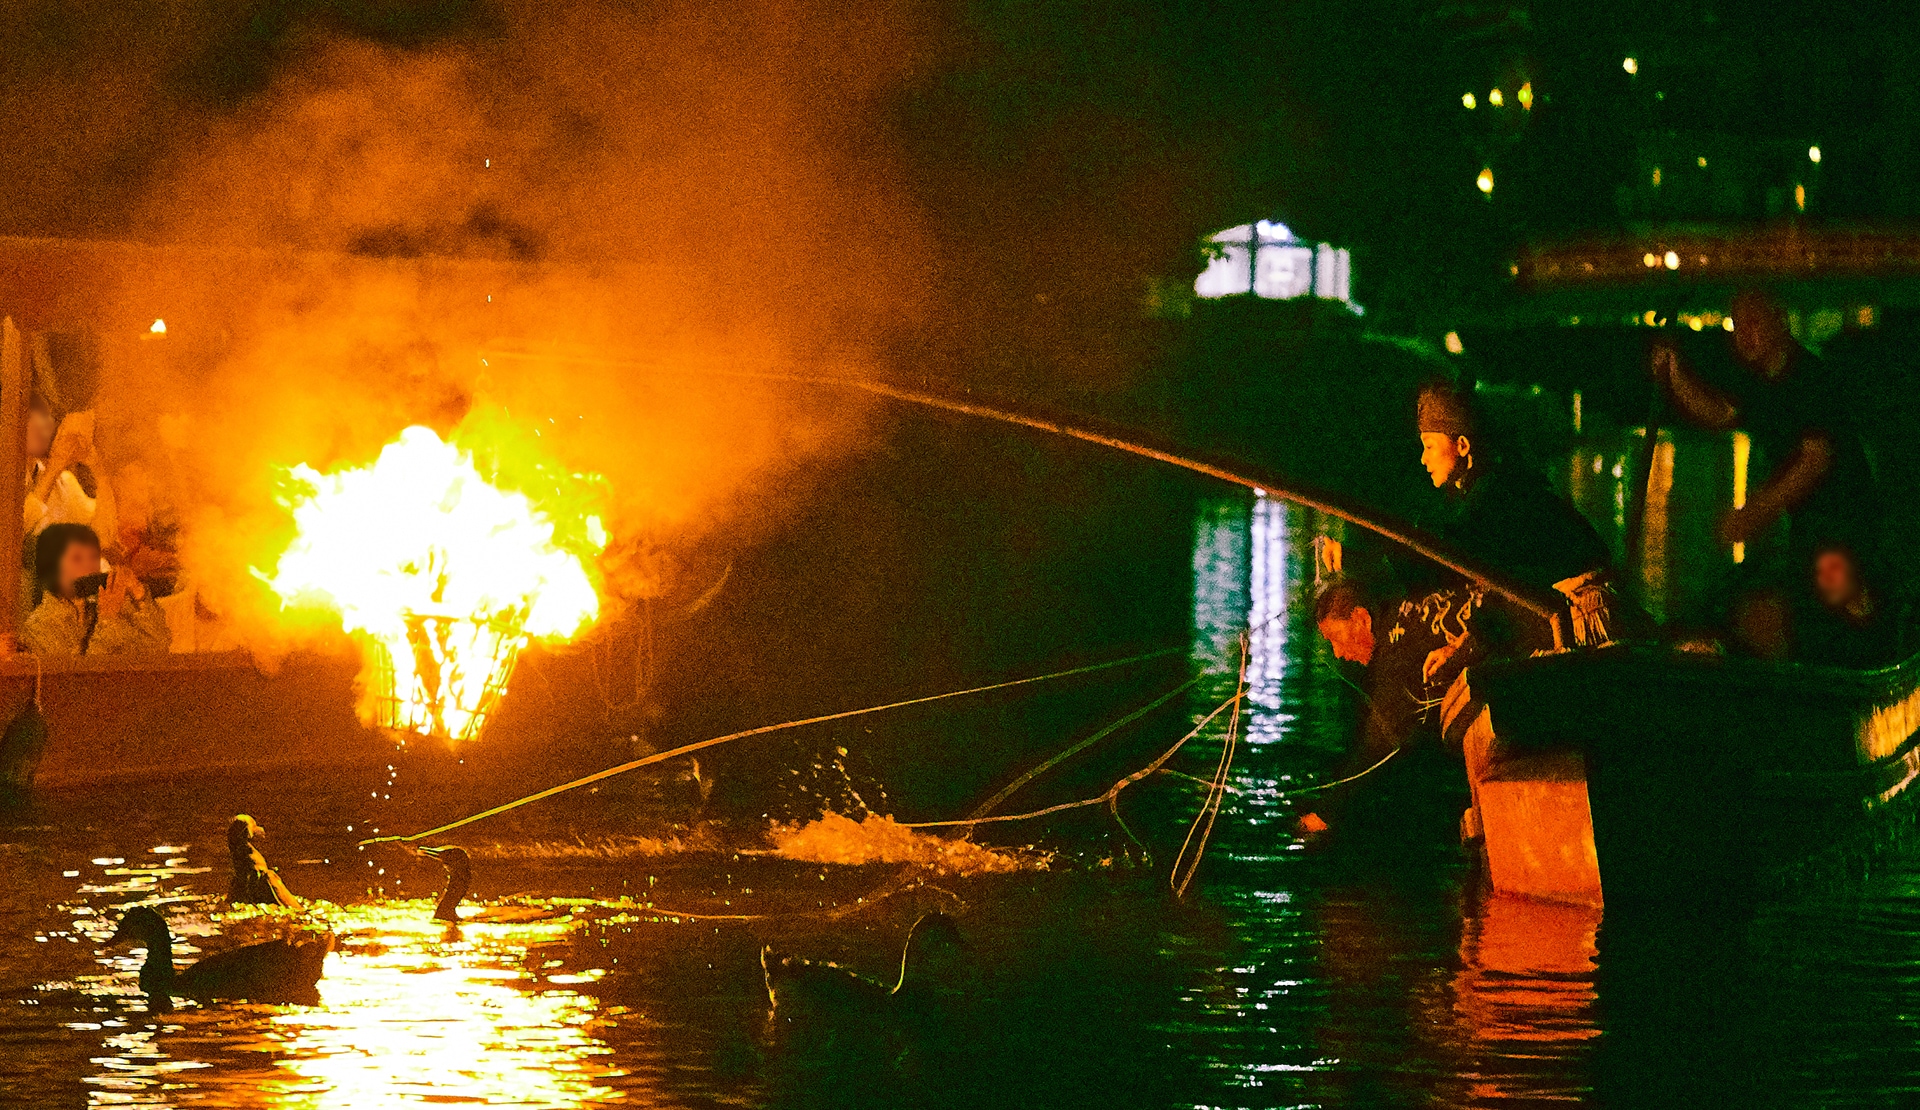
[2,412,1919,1109]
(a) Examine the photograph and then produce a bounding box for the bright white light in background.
[1664,251,1680,270]
[1808,145,1822,164]
[1195,225,1254,298]
[1462,91,1477,109]
[1623,57,1639,74]
[1444,331,1465,354]
[1476,167,1494,194]
[1195,221,1352,304]
[148,319,166,334]
[1488,88,1505,107]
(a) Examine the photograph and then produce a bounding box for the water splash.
[768,813,1047,874]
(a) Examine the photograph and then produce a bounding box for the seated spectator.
[1796,544,1904,669]
[23,397,115,540]
[21,524,169,656]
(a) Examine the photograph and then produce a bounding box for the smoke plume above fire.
[0,0,1264,669]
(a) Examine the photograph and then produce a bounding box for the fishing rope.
[1171,635,1247,899]
[895,688,1243,829]
[963,675,1201,822]
[359,643,1182,847]
[1271,744,1401,800]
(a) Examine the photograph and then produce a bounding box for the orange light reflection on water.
[85,904,634,1109]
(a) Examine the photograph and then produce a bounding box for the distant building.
[1195,221,1353,306]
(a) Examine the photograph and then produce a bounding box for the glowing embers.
[266,425,603,743]
[368,612,527,744]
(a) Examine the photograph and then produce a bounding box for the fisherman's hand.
[1650,342,1681,384]
[97,569,129,620]
[1316,536,1344,578]
[1422,634,1466,682]
[46,430,84,475]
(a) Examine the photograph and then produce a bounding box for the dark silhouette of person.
[1652,289,1879,561]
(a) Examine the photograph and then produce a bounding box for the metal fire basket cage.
[367,610,530,743]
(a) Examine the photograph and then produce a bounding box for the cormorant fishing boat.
[1473,644,1920,914]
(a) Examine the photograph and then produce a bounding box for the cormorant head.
[418,845,472,922]
[418,844,472,878]
[898,912,965,992]
[228,814,265,858]
[109,905,171,946]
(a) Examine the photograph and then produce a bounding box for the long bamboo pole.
[479,350,1569,649]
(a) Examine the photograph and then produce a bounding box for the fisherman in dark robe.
[1297,577,1479,839]
[1652,289,1879,564]
[1414,381,1618,664]
[1652,290,1883,659]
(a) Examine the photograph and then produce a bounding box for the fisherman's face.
[1318,609,1375,666]
[1814,550,1862,610]
[1420,433,1469,488]
[1730,302,1789,375]
[56,541,100,599]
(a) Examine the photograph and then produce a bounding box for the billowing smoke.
[0,0,1272,659]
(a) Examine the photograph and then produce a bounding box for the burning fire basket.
[367,610,530,744]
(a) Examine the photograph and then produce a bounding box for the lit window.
[1795,183,1806,212]
[1195,225,1253,298]
[1444,331,1464,354]
[1195,222,1352,303]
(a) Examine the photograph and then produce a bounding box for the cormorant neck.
[139,923,175,989]
[434,867,469,923]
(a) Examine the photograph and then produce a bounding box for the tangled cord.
[360,643,1183,847]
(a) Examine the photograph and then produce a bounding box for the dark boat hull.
[1475,647,1920,916]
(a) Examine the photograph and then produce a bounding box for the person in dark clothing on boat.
[1651,289,1880,561]
[1414,382,1619,659]
[1796,544,1907,669]
[1296,578,1478,838]
[1652,290,1881,660]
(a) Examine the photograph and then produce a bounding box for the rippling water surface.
[4,467,1920,1109]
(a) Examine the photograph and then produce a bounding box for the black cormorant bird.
[108,905,331,1007]
[228,814,301,909]
[417,845,566,924]
[762,912,967,1019]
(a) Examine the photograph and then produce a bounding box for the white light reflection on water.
[1180,493,1325,1099]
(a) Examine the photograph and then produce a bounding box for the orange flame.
[264,425,604,742]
